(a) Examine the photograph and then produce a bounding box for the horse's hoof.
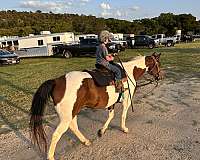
[84,140,91,146]
[97,129,103,137]
[122,127,129,133]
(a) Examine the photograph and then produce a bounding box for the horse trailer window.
[13,40,19,46]
[2,42,6,46]
[53,36,60,41]
[7,41,12,46]
[38,40,44,46]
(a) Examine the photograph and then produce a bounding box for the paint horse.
[30,52,162,160]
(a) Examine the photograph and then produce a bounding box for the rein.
[115,54,135,112]
[137,75,158,88]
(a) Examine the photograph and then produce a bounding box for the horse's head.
[145,52,163,81]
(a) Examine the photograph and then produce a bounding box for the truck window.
[79,37,84,41]
[80,39,88,45]
[89,39,98,45]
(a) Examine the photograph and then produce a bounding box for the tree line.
[0,10,200,37]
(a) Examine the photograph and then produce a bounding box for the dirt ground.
[0,76,200,160]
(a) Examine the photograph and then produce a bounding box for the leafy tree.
[0,11,199,37]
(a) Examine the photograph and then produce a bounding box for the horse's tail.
[30,79,55,153]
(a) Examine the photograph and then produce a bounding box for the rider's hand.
[106,54,114,61]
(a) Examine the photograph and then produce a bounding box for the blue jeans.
[107,63,122,80]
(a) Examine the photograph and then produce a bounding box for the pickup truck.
[128,35,158,49]
[151,34,177,47]
[53,38,123,58]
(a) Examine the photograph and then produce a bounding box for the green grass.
[0,42,200,132]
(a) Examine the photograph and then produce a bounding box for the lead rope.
[115,54,135,112]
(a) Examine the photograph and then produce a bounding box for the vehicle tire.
[63,50,72,58]
[74,52,80,57]
[148,44,154,49]
[16,59,20,64]
[166,41,172,47]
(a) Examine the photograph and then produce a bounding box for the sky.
[0,0,200,21]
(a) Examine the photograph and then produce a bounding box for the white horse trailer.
[0,32,75,57]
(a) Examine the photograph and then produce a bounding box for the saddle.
[83,63,127,86]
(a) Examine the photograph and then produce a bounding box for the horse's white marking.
[101,109,114,134]
[105,86,119,108]
[55,71,92,119]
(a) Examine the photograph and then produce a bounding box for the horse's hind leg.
[69,116,91,145]
[48,102,73,160]
[98,107,115,137]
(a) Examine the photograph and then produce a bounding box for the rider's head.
[99,30,113,44]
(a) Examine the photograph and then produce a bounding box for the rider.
[96,30,124,92]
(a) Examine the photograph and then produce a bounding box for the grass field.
[0,42,200,132]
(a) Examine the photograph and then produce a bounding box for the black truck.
[53,38,124,58]
[127,35,158,49]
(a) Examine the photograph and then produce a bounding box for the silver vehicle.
[0,50,20,65]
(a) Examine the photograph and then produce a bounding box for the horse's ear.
[152,52,161,57]
[152,52,156,56]
[156,53,161,59]
[152,52,161,61]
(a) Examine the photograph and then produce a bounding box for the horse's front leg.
[121,91,132,133]
[98,106,115,137]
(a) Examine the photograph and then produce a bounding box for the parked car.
[53,38,124,58]
[132,35,157,49]
[0,50,20,65]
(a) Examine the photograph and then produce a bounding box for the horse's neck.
[121,56,147,80]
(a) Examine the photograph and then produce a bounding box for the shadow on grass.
[2,97,29,114]
[0,71,14,76]
[0,77,34,95]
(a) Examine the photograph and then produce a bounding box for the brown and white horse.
[30,52,162,160]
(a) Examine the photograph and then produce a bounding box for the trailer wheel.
[63,50,72,58]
